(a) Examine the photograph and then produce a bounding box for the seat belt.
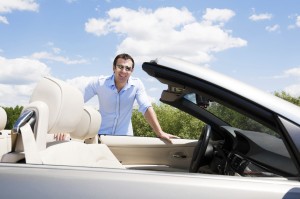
[20,123,42,164]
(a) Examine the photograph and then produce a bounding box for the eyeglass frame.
[115,64,133,72]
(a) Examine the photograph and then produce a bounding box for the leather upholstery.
[29,76,84,135]
[0,107,7,130]
[70,106,101,141]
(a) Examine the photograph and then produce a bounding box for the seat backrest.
[29,76,84,135]
[70,106,101,143]
[14,76,84,152]
[8,77,123,168]
[0,107,7,131]
[0,107,11,160]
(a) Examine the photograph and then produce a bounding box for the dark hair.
[113,53,135,68]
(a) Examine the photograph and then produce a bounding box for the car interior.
[0,76,198,171]
[0,72,298,178]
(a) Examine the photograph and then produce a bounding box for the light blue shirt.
[83,75,152,136]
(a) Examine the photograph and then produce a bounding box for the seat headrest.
[29,76,84,134]
[70,106,101,140]
[0,107,7,130]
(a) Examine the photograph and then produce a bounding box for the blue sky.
[0,0,300,107]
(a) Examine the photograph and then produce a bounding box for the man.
[83,53,178,142]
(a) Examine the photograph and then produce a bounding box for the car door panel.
[100,135,197,170]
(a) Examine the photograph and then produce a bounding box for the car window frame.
[142,61,300,176]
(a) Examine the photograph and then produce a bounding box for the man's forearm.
[144,107,163,137]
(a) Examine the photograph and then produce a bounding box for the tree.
[3,106,23,129]
[274,91,300,106]
[207,102,274,134]
[132,104,203,139]
[2,91,299,138]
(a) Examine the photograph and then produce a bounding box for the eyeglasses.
[116,64,133,72]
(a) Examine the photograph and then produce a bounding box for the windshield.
[184,93,279,137]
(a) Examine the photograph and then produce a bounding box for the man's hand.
[144,107,180,143]
[157,131,180,143]
[53,133,70,141]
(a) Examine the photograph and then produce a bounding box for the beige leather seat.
[46,105,101,146]
[0,107,11,159]
[40,105,123,168]
[1,76,83,163]
[71,106,101,144]
[2,76,124,168]
[0,107,7,131]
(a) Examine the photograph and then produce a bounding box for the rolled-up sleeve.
[83,77,99,103]
[135,79,152,115]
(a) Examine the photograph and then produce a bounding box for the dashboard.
[205,126,297,177]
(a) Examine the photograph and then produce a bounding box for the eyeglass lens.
[116,65,132,71]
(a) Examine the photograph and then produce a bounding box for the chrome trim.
[12,109,36,134]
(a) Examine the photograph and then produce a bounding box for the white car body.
[0,57,300,198]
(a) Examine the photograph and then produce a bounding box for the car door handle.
[172,152,187,159]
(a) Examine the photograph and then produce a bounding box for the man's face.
[113,58,134,85]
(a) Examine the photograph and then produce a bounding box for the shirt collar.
[107,74,134,91]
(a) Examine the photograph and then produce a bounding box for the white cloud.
[249,13,273,21]
[265,24,280,32]
[296,16,300,27]
[148,87,159,92]
[0,0,39,13]
[272,67,300,79]
[280,67,300,98]
[66,75,99,92]
[0,15,8,24]
[287,15,300,29]
[52,47,61,54]
[0,83,36,107]
[85,18,111,36]
[0,0,39,25]
[284,84,300,98]
[284,67,300,77]
[66,76,103,109]
[0,56,50,84]
[0,56,50,107]
[30,51,88,65]
[85,7,246,65]
[203,8,235,25]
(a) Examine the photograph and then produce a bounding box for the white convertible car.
[1,57,300,198]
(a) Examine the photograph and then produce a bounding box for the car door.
[100,135,197,171]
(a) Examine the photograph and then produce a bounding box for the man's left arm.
[144,107,179,143]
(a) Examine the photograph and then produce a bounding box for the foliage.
[274,91,300,106]
[1,91,299,139]
[133,91,300,139]
[207,102,274,135]
[132,104,203,139]
[3,106,23,129]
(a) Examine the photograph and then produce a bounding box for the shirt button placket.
[112,92,120,135]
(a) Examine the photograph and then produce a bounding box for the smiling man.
[83,53,178,142]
